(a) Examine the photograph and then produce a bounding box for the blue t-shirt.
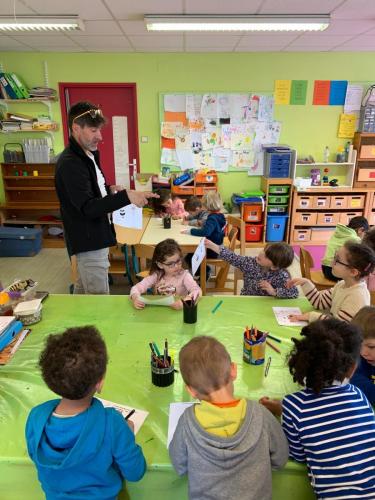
[351,355,375,405]
[25,398,146,500]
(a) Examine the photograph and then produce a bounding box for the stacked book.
[0,112,35,132]
[28,87,57,99]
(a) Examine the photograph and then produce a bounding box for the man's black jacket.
[55,136,131,256]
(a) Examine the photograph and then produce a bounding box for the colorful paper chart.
[338,113,356,138]
[313,80,330,105]
[274,80,291,105]
[329,80,348,106]
[290,80,308,105]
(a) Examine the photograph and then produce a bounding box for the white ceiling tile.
[76,35,132,48]
[332,0,375,20]
[118,20,148,35]
[129,34,183,49]
[237,34,298,47]
[185,0,263,15]
[260,0,343,14]
[68,21,122,36]
[20,0,113,20]
[323,20,375,35]
[287,34,352,48]
[0,0,34,15]
[10,34,80,46]
[185,34,240,49]
[105,0,183,20]
[0,35,33,48]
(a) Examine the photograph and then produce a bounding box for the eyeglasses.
[161,258,182,268]
[332,252,351,268]
[73,108,103,123]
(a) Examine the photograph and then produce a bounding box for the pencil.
[268,334,282,343]
[266,339,281,354]
[211,300,223,314]
[125,409,136,420]
[265,357,272,377]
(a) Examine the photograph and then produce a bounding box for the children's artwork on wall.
[164,94,186,112]
[160,92,281,174]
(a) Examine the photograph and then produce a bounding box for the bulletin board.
[159,92,281,175]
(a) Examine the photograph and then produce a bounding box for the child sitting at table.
[181,191,226,259]
[205,239,298,298]
[169,336,288,500]
[351,306,375,404]
[152,188,187,219]
[25,326,146,499]
[260,318,375,500]
[287,241,375,323]
[130,238,201,310]
[183,196,209,227]
[321,216,369,281]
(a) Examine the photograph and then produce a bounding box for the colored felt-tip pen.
[211,300,223,314]
[125,409,136,420]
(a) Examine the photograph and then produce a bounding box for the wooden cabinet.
[0,162,63,248]
[353,132,375,188]
[171,170,218,197]
[289,186,374,245]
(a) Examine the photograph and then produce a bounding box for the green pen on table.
[211,300,223,314]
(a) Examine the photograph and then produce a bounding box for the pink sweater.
[365,272,375,292]
[166,198,188,218]
[130,269,201,298]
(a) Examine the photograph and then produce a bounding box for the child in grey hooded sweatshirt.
[168,336,289,500]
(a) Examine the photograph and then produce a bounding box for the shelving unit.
[262,177,293,243]
[0,162,63,248]
[294,159,356,189]
[171,170,218,198]
[353,132,375,188]
[289,186,374,246]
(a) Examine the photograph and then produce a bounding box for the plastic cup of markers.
[151,356,174,387]
[163,215,171,229]
[183,300,197,324]
[243,332,266,365]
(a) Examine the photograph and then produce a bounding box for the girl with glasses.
[287,241,375,323]
[130,239,201,310]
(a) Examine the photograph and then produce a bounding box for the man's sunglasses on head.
[73,109,103,123]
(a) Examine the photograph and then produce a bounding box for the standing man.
[55,101,157,294]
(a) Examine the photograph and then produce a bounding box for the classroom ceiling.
[1,0,375,52]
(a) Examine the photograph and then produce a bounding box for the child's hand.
[259,280,276,296]
[288,312,309,322]
[185,289,201,302]
[204,238,220,254]
[131,296,145,310]
[170,299,183,310]
[127,419,135,433]
[286,277,309,288]
[259,397,282,417]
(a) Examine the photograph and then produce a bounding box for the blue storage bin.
[0,226,42,256]
[266,215,289,242]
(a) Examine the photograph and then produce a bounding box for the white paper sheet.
[258,95,274,122]
[138,295,175,306]
[186,94,203,119]
[161,148,179,167]
[112,204,142,229]
[272,307,308,327]
[344,84,364,113]
[191,238,206,276]
[176,148,196,170]
[164,94,186,112]
[98,398,149,435]
[167,402,194,447]
[201,94,218,119]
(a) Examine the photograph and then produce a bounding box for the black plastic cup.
[183,300,197,324]
[151,356,174,387]
[163,215,171,229]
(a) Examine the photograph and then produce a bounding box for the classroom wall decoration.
[274,80,308,105]
[160,92,281,175]
[313,80,348,105]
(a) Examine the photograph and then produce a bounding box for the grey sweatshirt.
[168,400,289,500]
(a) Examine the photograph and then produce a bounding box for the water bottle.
[323,146,330,163]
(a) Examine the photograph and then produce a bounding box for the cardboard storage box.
[0,227,42,257]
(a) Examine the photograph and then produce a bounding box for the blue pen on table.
[211,300,223,314]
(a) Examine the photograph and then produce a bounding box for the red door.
[59,83,140,188]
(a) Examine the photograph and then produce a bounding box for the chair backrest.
[299,247,314,280]
[227,226,239,251]
[134,244,155,260]
[226,215,245,255]
[371,291,375,306]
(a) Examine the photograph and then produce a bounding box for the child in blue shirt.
[205,239,298,298]
[260,318,375,500]
[25,326,146,500]
[351,306,375,404]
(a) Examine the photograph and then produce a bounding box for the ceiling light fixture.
[145,14,330,32]
[0,15,84,32]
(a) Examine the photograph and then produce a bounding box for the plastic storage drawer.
[268,195,289,205]
[293,229,311,242]
[267,205,288,214]
[268,185,290,194]
[242,204,263,222]
[0,226,42,257]
[266,215,288,242]
[245,224,263,242]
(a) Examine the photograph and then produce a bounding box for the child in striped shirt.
[260,318,375,500]
[287,241,375,323]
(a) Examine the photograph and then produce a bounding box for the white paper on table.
[191,238,206,276]
[272,307,308,327]
[164,94,186,112]
[167,402,194,447]
[344,84,364,113]
[0,316,16,335]
[112,204,142,229]
[98,398,149,435]
[138,295,175,306]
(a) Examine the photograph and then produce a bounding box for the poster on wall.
[160,92,281,175]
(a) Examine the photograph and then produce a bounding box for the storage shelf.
[3,175,54,179]
[0,97,57,103]
[5,186,55,191]
[3,218,62,225]
[296,162,354,166]
[1,202,59,209]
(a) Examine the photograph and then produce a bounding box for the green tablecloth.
[0,295,316,500]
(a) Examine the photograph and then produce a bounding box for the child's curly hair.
[288,319,361,394]
[39,326,108,400]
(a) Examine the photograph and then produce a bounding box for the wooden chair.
[370,291,375,306]
[206,225,239,293]
[132,244,155,281]
[225,214,246,256]
[299,247,336,291]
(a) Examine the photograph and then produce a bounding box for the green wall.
[0,51,374,204]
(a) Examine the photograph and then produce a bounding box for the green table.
[0,295,315,500]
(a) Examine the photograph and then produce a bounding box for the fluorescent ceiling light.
[145,14,330,32]
[0,15,84,32]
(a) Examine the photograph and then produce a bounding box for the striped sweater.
[282,384,375,499]
[301,279,370,323]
